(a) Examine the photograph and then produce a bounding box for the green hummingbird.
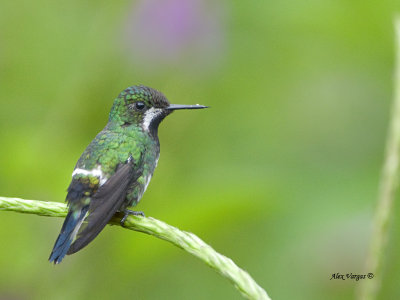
[49,85,207,264]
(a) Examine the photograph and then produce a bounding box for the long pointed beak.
[166,104,208,110]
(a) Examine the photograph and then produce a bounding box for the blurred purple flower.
[123,0,225,68]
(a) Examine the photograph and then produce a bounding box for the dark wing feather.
[67,160,141,254]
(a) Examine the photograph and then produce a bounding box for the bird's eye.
[135,101,145,111]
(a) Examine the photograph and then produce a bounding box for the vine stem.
[0,196,270,300]
[357,17,400,300]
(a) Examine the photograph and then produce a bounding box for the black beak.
[166,104,208,110]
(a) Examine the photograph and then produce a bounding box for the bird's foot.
[120,210,145,226]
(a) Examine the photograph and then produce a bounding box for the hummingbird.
[49,85,207,264]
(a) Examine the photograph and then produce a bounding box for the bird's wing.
[67,159,142,254]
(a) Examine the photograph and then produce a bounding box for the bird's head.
[109,85,207,136]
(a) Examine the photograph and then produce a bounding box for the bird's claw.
[120,209,145,226]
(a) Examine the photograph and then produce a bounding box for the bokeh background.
[1,1,400,299]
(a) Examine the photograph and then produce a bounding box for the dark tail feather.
[49,206,89,264]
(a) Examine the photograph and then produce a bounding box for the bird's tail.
[49,206,89,264]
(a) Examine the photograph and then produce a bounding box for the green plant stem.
[357,17,400,300]
[0,196,270,300]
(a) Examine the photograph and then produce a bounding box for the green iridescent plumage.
[75,123,156,207]
[49,85,207,264]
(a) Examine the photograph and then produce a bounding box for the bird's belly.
[137,155,159,202]
[123,155,159,208]
[139,174,153,202]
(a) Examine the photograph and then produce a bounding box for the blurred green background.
[1,0,400,299]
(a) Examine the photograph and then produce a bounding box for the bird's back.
[73,124,160,207]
